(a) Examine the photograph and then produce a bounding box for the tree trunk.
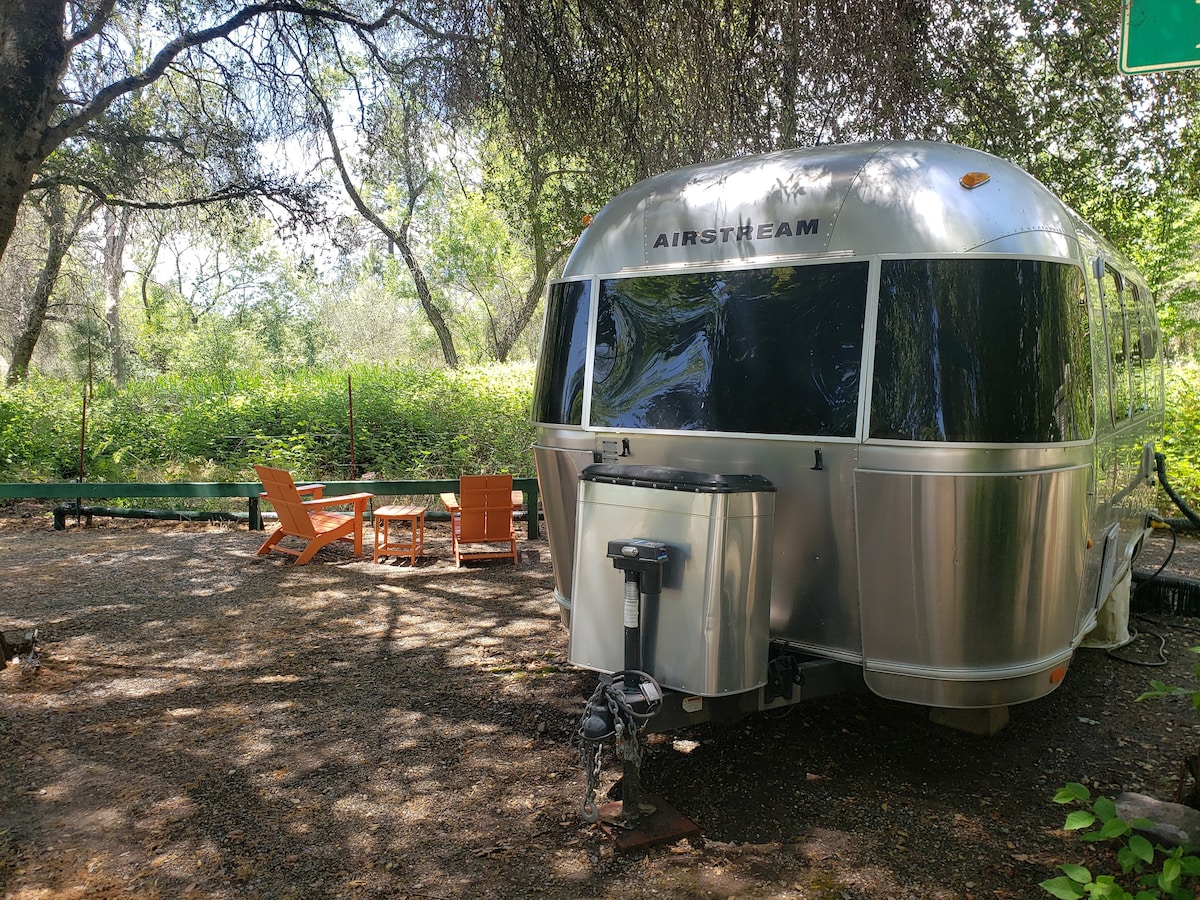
[491,212,559,362]
[492,164,570,362]
[319,103,459,368]
[492,276,547,364]
[393,237,459,368]
[103,206,132,385]
[6,186,68,384]
[0,1,69,266]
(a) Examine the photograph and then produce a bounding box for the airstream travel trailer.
[533,141,1165,733]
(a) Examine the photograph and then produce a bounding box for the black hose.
[1155,452,1200,531]
[1158,517,1200,532]
[1105,624,1169,667]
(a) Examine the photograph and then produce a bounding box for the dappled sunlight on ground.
[4,517,1200,897]
[2,518,607,898]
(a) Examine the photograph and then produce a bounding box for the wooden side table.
[373,505,426,565]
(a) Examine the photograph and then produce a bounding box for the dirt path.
[2,512,1199,899]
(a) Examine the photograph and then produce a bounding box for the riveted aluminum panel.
[830,143,1076,255]
[533,437,595,622]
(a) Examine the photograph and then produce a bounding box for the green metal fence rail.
[0,478,540,539]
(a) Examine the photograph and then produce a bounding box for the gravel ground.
[1,507,1199,899]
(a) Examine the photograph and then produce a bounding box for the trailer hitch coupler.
[579,674,618,742]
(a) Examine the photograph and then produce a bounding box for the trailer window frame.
[1127,283,1146,416]
[1139,283,1165,414]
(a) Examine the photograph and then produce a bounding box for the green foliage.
[430,186,537,362]
[0,376,90,480]
[1041,782,1200,899]
[1161,361,1200,513]
[1045,654,1200,899]
[1125,198,1200,361]
[1138,648,1200,709]
[121,212,329,381]
[0,363,536,484]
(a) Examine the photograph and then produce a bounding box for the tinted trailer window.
[532,279,591,426]
[871,258,1093,443]
[590,263,870,436]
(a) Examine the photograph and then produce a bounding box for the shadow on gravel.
[2,519,1199,899]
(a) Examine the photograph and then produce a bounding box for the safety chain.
[577,676,645,823]
[580,739,604,823]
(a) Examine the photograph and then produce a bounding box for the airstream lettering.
[534,141,1164,735]
[652,218,820,250]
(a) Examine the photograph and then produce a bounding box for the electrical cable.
[1135,613,1200,638]
[761,705,796,720]
[1106,624,1169,667]
[1134,515,1178,590]
[1090,454,1198,669]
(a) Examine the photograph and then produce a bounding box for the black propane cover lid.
[580,463,775,494]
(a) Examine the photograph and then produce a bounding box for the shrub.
[1160,360,1200,514]
[0,363,536,482]
[1041,782,1200,899]
[1043,650,1200,899]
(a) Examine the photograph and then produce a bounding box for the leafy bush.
[1161,360,1200,514]
[0,376,87,480]
[1043,650,1200,899]
[7,357,1192,500]
[0,363,536,482]
[1042,782,1200,899]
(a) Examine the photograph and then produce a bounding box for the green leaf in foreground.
[1064,809,1096,830]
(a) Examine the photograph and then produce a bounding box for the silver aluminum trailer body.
[532,141,1164,713]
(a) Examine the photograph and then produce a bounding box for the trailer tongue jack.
[577,539,667,826]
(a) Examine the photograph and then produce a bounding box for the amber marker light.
[959,171,991,189]
[581,214,594,227]
[1050,666,1068,684]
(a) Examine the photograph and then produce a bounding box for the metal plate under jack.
[594,795,703,853]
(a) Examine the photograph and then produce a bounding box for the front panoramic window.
[871,258,1093,442]
[532,280,590,425]
[590,262,869,435]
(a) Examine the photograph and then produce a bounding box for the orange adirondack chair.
[440,474,519,567]
[254,465,374,565]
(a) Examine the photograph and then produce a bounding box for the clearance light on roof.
[960,171,991,190]
[581,214,594,227]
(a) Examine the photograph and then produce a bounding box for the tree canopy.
[2,0,1200,381]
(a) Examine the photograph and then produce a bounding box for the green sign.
[1120,0,1200,74]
